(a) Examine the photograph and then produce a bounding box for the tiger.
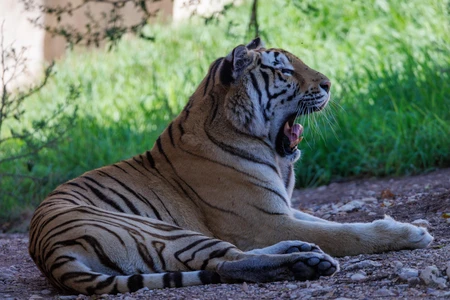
[28,38,433,295]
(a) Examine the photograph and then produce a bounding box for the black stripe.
[260,63,277,73]
[200,246,234,270]
[87,275,115,294]
[178,146,266,183]
[261,69,273,98]
[107,187,140,215]
[203,58,223,96]
[71,190,96,206]
[136,241,157,272]
[163,272,183,288]
[178,121,185,135]
[65,181,87,191]
[127,274,144,292]
[199,270,222,284]
[84,181,125,213]
[145,151,156,168]
[174,237,212,268]
[208,93,219,124]
[270,89,288,100]
[286,93,296,102]
[123,159,155,177]
[156,135,240,215]
[112,163,129,174]
[97,171,163,220]
[168,122,175,147]
[150,190,179,226]
[252,182,289,206]
[249,71,262,106]
[49,255,75,273]
[60,271,101,284]
[152,241,167,270]
[204,129,279,174]
[55,235,125,275]
[43,222,126,261]
[251,204,287,215]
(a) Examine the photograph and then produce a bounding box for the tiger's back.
[29,38,432,295]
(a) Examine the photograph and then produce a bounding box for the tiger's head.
[214,38,331,159]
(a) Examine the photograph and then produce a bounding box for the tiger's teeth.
[290,136,303,149]
[284,121,304,149]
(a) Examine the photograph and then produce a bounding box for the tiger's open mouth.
[275,114,303,157]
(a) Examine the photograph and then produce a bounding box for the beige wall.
[0,0,45,88]
[42,0,173,61]
[0,0,238,88]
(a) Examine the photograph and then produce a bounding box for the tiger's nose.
[320,80,331,93]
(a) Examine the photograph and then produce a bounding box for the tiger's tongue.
[284,122,304,146]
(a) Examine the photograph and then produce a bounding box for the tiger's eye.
[281,69,294,76]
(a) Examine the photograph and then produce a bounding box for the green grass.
[0,0,449,227]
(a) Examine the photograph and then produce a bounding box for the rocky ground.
[1,168,449,299]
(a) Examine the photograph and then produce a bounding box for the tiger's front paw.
[247,240,323,255]
[373,215,433,250]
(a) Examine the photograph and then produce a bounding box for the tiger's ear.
[220,44,253,85]
[246,37,264,50]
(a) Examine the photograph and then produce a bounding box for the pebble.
[242,282,249,292]
[420,265,448,289]
[446,261,450,278]
[40,289,52,295]
[286,283,298,289]
[58,296,77,300]
[344,259,382,271]
[373,287,396,297]
[398,267,419,281]
[392,260,404,271]
[407,277,421,287]
[360,197,377,202]
[350,273,367,281]
[338,200,364,212]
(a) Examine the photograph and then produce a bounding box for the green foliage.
[1,0,449,225]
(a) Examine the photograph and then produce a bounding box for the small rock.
[428,289,450,297]
[344,259,382,271]
[392,260,404,271]
[350,273,367,281]
[412,219,431,228]
[286,283,298,289]
[339,200,364,212]
[360,197,377,203]
[29,295,43,300]
[242,282,249,292]
[398,267,419,281]
[446,261,450,278]
[420,265,447,289]
[408,277,421,287]
[373,287,396,297]
[40,289,52,295]
[58,296,77,300]
[137,287,149,293]
[382,200,393,207]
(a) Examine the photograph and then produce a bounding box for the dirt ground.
[1,168,449,299]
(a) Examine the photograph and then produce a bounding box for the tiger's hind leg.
[33,207,338,294]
